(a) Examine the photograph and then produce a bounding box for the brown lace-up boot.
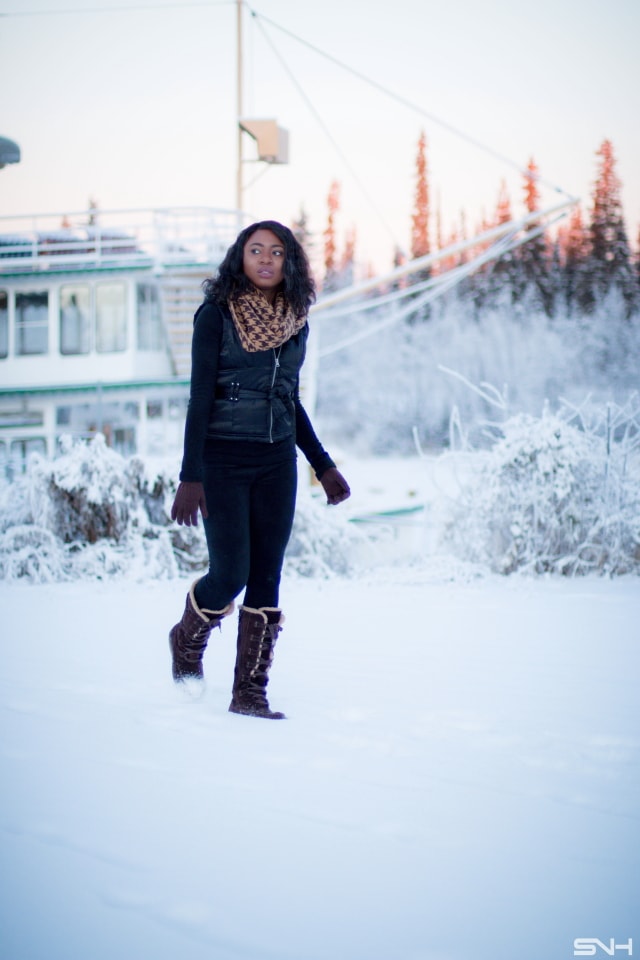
[169,580,233,682]
[228,606,286,719]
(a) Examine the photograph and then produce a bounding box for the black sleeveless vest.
[206,305,308,443]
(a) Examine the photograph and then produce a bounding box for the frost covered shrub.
[30,434,143,544]
[0,526,63,583]
[0,435,185,582]
[285,490,375,578]
[0,434,372,583]
[442,401,640,575]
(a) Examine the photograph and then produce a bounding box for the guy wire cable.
[250,7,401,249]
[249,5,578,203]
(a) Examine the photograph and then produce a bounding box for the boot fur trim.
[190,580,234,623]
[260,607,285,626]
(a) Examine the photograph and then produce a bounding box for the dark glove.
[319,467,351,505]
[171,481,208,526]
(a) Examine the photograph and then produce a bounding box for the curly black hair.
[203,220,316,318]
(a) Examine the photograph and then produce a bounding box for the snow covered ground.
[2,553,639,960]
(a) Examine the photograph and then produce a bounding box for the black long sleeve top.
[179,302,335,483]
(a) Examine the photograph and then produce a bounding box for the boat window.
[56,406,72,426]
[112,427,136,457]
[137,283,163,350]
[0,441,16,484]
[10,436,47,472]
[15,291,49,355]
[168,397,187,419]
[60,284,91,355]
[0,290,7,358]
[95,282,126,353]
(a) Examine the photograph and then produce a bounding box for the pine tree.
[515,157,554,315]
[457,209,469,266]
[477,180,517,308]
[547,235,564,315]
[523,156,540,215]
[561,205,590,313]
[440,225,459,274]
[323,181,340,291]
[393,246,406,269]
[392,246,407,290]
[580,139,638,316]
[433,200,443,276]
[405,130,431,318]
[339,226,356,287]
[495,179,512,225]
[411,131,430,262]
[291,205,313,257]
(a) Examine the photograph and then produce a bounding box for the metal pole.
[236,0,243,216]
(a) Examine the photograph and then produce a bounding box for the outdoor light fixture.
[238,119,289,165]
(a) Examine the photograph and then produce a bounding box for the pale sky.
[1,0,639,275]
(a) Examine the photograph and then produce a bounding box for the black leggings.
[194,451,298,612]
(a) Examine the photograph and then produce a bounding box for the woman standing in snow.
[169,221,350,719]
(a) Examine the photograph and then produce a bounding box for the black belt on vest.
[215,383,294,403]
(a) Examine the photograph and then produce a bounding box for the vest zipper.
[269,347,282,443]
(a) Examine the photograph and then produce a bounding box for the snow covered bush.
[0,435,183,582]
[286,490,376,578]
[0,434,370,583]
[441,398,640,575]
[0,526,63,583]
[29,434,146,544]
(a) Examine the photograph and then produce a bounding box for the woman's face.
[242,229,285,302]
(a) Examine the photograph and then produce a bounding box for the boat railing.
[0,206,243,274]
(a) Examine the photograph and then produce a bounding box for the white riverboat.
[0,205,242,475]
